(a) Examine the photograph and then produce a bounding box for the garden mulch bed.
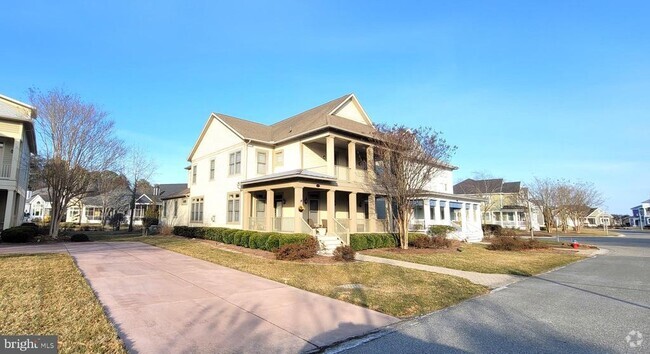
[196,239,339,264]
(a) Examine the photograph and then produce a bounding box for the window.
[174,200,178,217]
[227,193,240,223]
[209,159,215,180]
[192,165,197,184]
[257,151,267,174]
[229,151,241,175]
[163,201,167,218]
[274,150,284,168]
[85,207,102,221]
[191,197,204,223]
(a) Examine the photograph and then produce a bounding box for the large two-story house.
[161,94,483,246]
[0,94,37,230]
[453,178,543,231]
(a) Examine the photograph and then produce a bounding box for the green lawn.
[110,236,488,318]
[0,253,126,354]
[363,243,584,276]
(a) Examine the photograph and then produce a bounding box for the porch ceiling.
[240,169,337,188]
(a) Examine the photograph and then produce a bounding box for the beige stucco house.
[0,94,37,230]
[454,178,543,231]
[161,94,483,249]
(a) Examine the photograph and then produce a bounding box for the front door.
[308,199,319,228]
[275,200,283,231]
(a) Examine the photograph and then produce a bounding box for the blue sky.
[2,1,648,214]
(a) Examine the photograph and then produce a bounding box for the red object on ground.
[572,242,580,249]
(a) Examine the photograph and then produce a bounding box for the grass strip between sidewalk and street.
[112,236,488,318]
[363,243,584,276]
[0,253,126,354]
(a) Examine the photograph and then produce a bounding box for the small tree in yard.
[30,88,125,238]
[371,124,455,249]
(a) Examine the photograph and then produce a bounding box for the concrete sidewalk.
[355,254,523,288]
[1,242,397,353]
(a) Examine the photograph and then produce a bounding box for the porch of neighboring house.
[0,189,22,230]
[242,180,388,245]
[409,197,484,242]
[483,208,529,229]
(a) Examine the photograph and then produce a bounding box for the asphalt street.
[332,230,650,353]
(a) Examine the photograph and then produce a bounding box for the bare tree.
[29,88,126,238]
[565,181,603,233]
[124,146,156,232]
[371,124,455,249]
[528,177,560,233]
[90,170,130,227]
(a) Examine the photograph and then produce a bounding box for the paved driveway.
[2,242,397,353]
[336,232,650,353]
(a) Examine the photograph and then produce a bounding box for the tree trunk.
[128,181,137,232]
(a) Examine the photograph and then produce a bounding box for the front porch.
[409,196,484,242]
[240,171,389,244]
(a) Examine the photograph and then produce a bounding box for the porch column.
[347,141,356,182]
[476,204,482,225]
[9,139,20,180]
[3,191,15,229]
[368,193,377,232]
[349,192,357,233]
[326,135,335,176]
[499,211,504,227]
[444,201,450,223]
[242,191,252,230]
[474,204,480,223]
[293,186,304,233]
[367,146,375,181]
[434,199,441,222]
[423,199,431,227]
[265,189,274,231]
[461,202,467,231]
[327,189,335,233]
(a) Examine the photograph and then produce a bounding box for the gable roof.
[0,94,38,154]
[454,178,522,195]
[152,183,188,203]
[189,94,375,161]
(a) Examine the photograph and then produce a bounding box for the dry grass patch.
[364,243,584,276]
[0,253,126,354]
[120,236,488,318]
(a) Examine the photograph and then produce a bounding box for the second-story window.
[229,151,241,175]
[209,159,215,180]
[257,151,267,174]
[274,150,284,169]
[192,165,197,184]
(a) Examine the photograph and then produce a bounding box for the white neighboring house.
[161,93,484,247]
[65,195,105,224]
[0,94,37,230]
[631,199,650,228]
[582,208,612,227]
[24,190,52,222]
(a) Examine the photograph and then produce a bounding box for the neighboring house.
[0,94,37,230]
[24,189,52,222]
[160,93,483,246]
[160,187,190,227]
[453,178,543,231]
[631,199,650,228]
[65,195,106,224]
[126,183,187,225]
[581,208,612,227]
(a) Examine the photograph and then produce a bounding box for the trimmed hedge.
[172,226,311,252]
[350,233,398,251]
[427,225,455,237]
[0,226,36,243]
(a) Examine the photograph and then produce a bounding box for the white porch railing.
[333,218,350,245]
[0,164,11,179]
[272,217,295,233]
[248,218,265,231]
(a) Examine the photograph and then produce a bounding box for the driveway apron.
[63,242,397,353]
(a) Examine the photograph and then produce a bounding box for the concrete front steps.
[317,235,344,256]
